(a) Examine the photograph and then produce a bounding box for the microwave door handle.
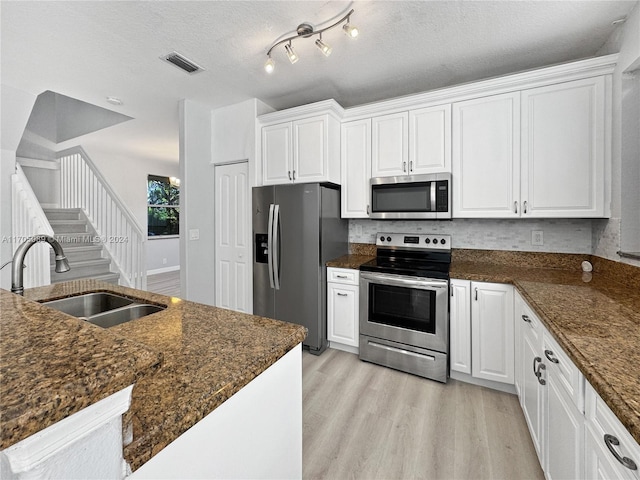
[430,181,437,211]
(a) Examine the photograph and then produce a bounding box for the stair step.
[43,208,83,221]
[50,245,104,262]
[49,219,89,234]
[51,271,120,285]
[51,258,112,281]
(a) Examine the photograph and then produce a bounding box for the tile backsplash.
[349,218,593,253]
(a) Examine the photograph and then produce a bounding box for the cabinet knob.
[604,434,638,470]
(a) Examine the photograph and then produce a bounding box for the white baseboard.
[449,370,517,394]
[147,266,180,275]
[329,342,359,355]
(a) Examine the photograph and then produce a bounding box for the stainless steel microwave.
[370,173,451,219]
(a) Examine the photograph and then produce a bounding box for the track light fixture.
[264,9,358,73]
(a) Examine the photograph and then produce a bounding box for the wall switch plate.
[532,230,544,246]
[162,258,167,265]
[355,224,363,236]
[189,228,200,241]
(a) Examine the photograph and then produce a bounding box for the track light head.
[343,22,359,38]
[315,35,332,57]
[264,56,275,73]
[284,42,299,64]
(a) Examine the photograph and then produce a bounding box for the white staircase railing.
[57,146,146,289]
[11,164,54,289]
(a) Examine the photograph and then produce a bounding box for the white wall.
[82,147,180,273]
[349,218,593,254]
[179,99,215,304]
[0,85,37,289]
[594,1,640,267]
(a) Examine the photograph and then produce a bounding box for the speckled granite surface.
[326,254,374,269]
[13,280,307,471]
[451,252,640,446]
[0,287,162,450]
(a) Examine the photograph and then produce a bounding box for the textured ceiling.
[1,1,637,164]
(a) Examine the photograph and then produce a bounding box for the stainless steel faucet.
[11,235,70,295]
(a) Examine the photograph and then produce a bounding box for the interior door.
[214,161,250,312]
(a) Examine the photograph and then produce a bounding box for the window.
[147,175,179,237]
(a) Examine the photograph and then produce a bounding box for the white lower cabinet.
[327,268,359,352]
[513,290,640,480]
[450,280,514,385]
[585,381,640,480]
[543,332,585,480]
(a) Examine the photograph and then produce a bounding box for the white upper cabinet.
[521,77,607,217]
[259,101,342,186]
[409,104,452,174]
[452,92,521,218]
[371,112,409,177]
[453,76,609,219]
[341,119,372,218]
[262,123,292,185]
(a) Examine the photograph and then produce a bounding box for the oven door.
[359,271,448,353]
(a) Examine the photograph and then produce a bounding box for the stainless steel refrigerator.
[252,183,348,354]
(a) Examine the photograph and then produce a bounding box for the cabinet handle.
[523,200,528,214]
[292,170,296,180]
[403,161,407,172]
[451,288,454,297]
[604,434,638,470]
[522,314,531,323]
[544,349,559,364]
[336,292,348,297]
[288,171,292,181]
[474,287,478,301]
[533,357,546,385]
[367,205,370,215]
[514,201,518,214]
[336,275,348,279]
[409,161,413,172]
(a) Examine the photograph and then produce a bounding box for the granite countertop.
[0,286,162,450]
[8,279,307,471]
[326,254,375,269]
[451,259,640,446]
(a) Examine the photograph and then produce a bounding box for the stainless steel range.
[359,233,451,383]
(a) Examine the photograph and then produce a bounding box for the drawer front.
[543,331,585,412]
[520,297,543,347]
[586,382,640,479]
[328,267,359,285]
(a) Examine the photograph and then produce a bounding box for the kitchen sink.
[42,292,134,318]
[86,304,165,328]
[40,292,166,327]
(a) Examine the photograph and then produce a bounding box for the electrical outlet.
[189,228,200,241]
[532,230,544,246]
[355,224,363,236]
[162,258,167,265]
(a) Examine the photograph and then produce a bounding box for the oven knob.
[432,238,438,244]
[425,238,431,244]
[386,236,392,242]
[440,238,446,245]
[380,236,385,242]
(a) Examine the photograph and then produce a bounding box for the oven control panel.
[375,233,451,251]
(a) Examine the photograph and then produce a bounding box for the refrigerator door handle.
[267,204,275,289]
[273,204,281,290]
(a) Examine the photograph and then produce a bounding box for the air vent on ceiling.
[161,51,204,74]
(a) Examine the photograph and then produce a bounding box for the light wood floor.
[302,348,544,480]
[146,270,181,297]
